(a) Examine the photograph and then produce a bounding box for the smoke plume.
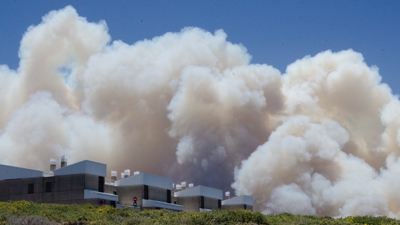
[1,6,400,218]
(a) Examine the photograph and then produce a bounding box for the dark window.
[167,190,171,203]
[46,182,52,192]
[98,176,105,192]
[28,183,34,194]
[200,196,204,208]
[143,185,149,200]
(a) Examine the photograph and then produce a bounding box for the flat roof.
[84,189,119,201]
[115,172,173,190]
[143,199,183,211]
[174,185,222,200]
[0,164,43,181]
[54,160,107,177]
[222,195,254,206]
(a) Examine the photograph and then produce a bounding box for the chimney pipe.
[124,169,130,178]
[225,191,230,199]
[181,181,187,190]
[111,171,117,183]
[61,155,67,168]
[50,159,56,172]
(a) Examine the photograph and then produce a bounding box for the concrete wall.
[116,184,171,208]
[84,174,102,191]
[104,184,117,194]
[116,185,144,207]
[148,186,169,202]
[203,196,220,211]
[222,204,253,211]
[174,196,201,213]
[0,174,107,206]
[174,196,221,213]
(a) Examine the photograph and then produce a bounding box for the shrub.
[1,201,400,225]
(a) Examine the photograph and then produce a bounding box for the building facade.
[105,172,183,211]
[222,195,254,211]
[0,160,118,205]
[0,159,253,212]
[173,185,222,213]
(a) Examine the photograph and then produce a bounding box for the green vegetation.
[0,201,399,225]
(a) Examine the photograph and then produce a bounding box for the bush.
[1,201,400,225]
[6,215,59,225]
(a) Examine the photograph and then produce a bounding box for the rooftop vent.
[181,181,187,190]
[50,159,56,172]
[133,171,140,175]
[225,191,230,199]
[124,169,130,178]
[111,170,117,183]
[61,155,67,168]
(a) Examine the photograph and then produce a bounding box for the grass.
[0,201,399,225]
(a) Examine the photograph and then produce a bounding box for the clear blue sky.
[1,0,399,94]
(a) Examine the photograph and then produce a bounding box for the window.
[28,183,34,194]
[98,176,105,192]
[46,182,52,192]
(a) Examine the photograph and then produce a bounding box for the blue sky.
[1,0,399,94]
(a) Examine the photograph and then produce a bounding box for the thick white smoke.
[233,51,400,217]
[1,6,400,218]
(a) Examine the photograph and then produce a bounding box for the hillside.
[1,201,399,225]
